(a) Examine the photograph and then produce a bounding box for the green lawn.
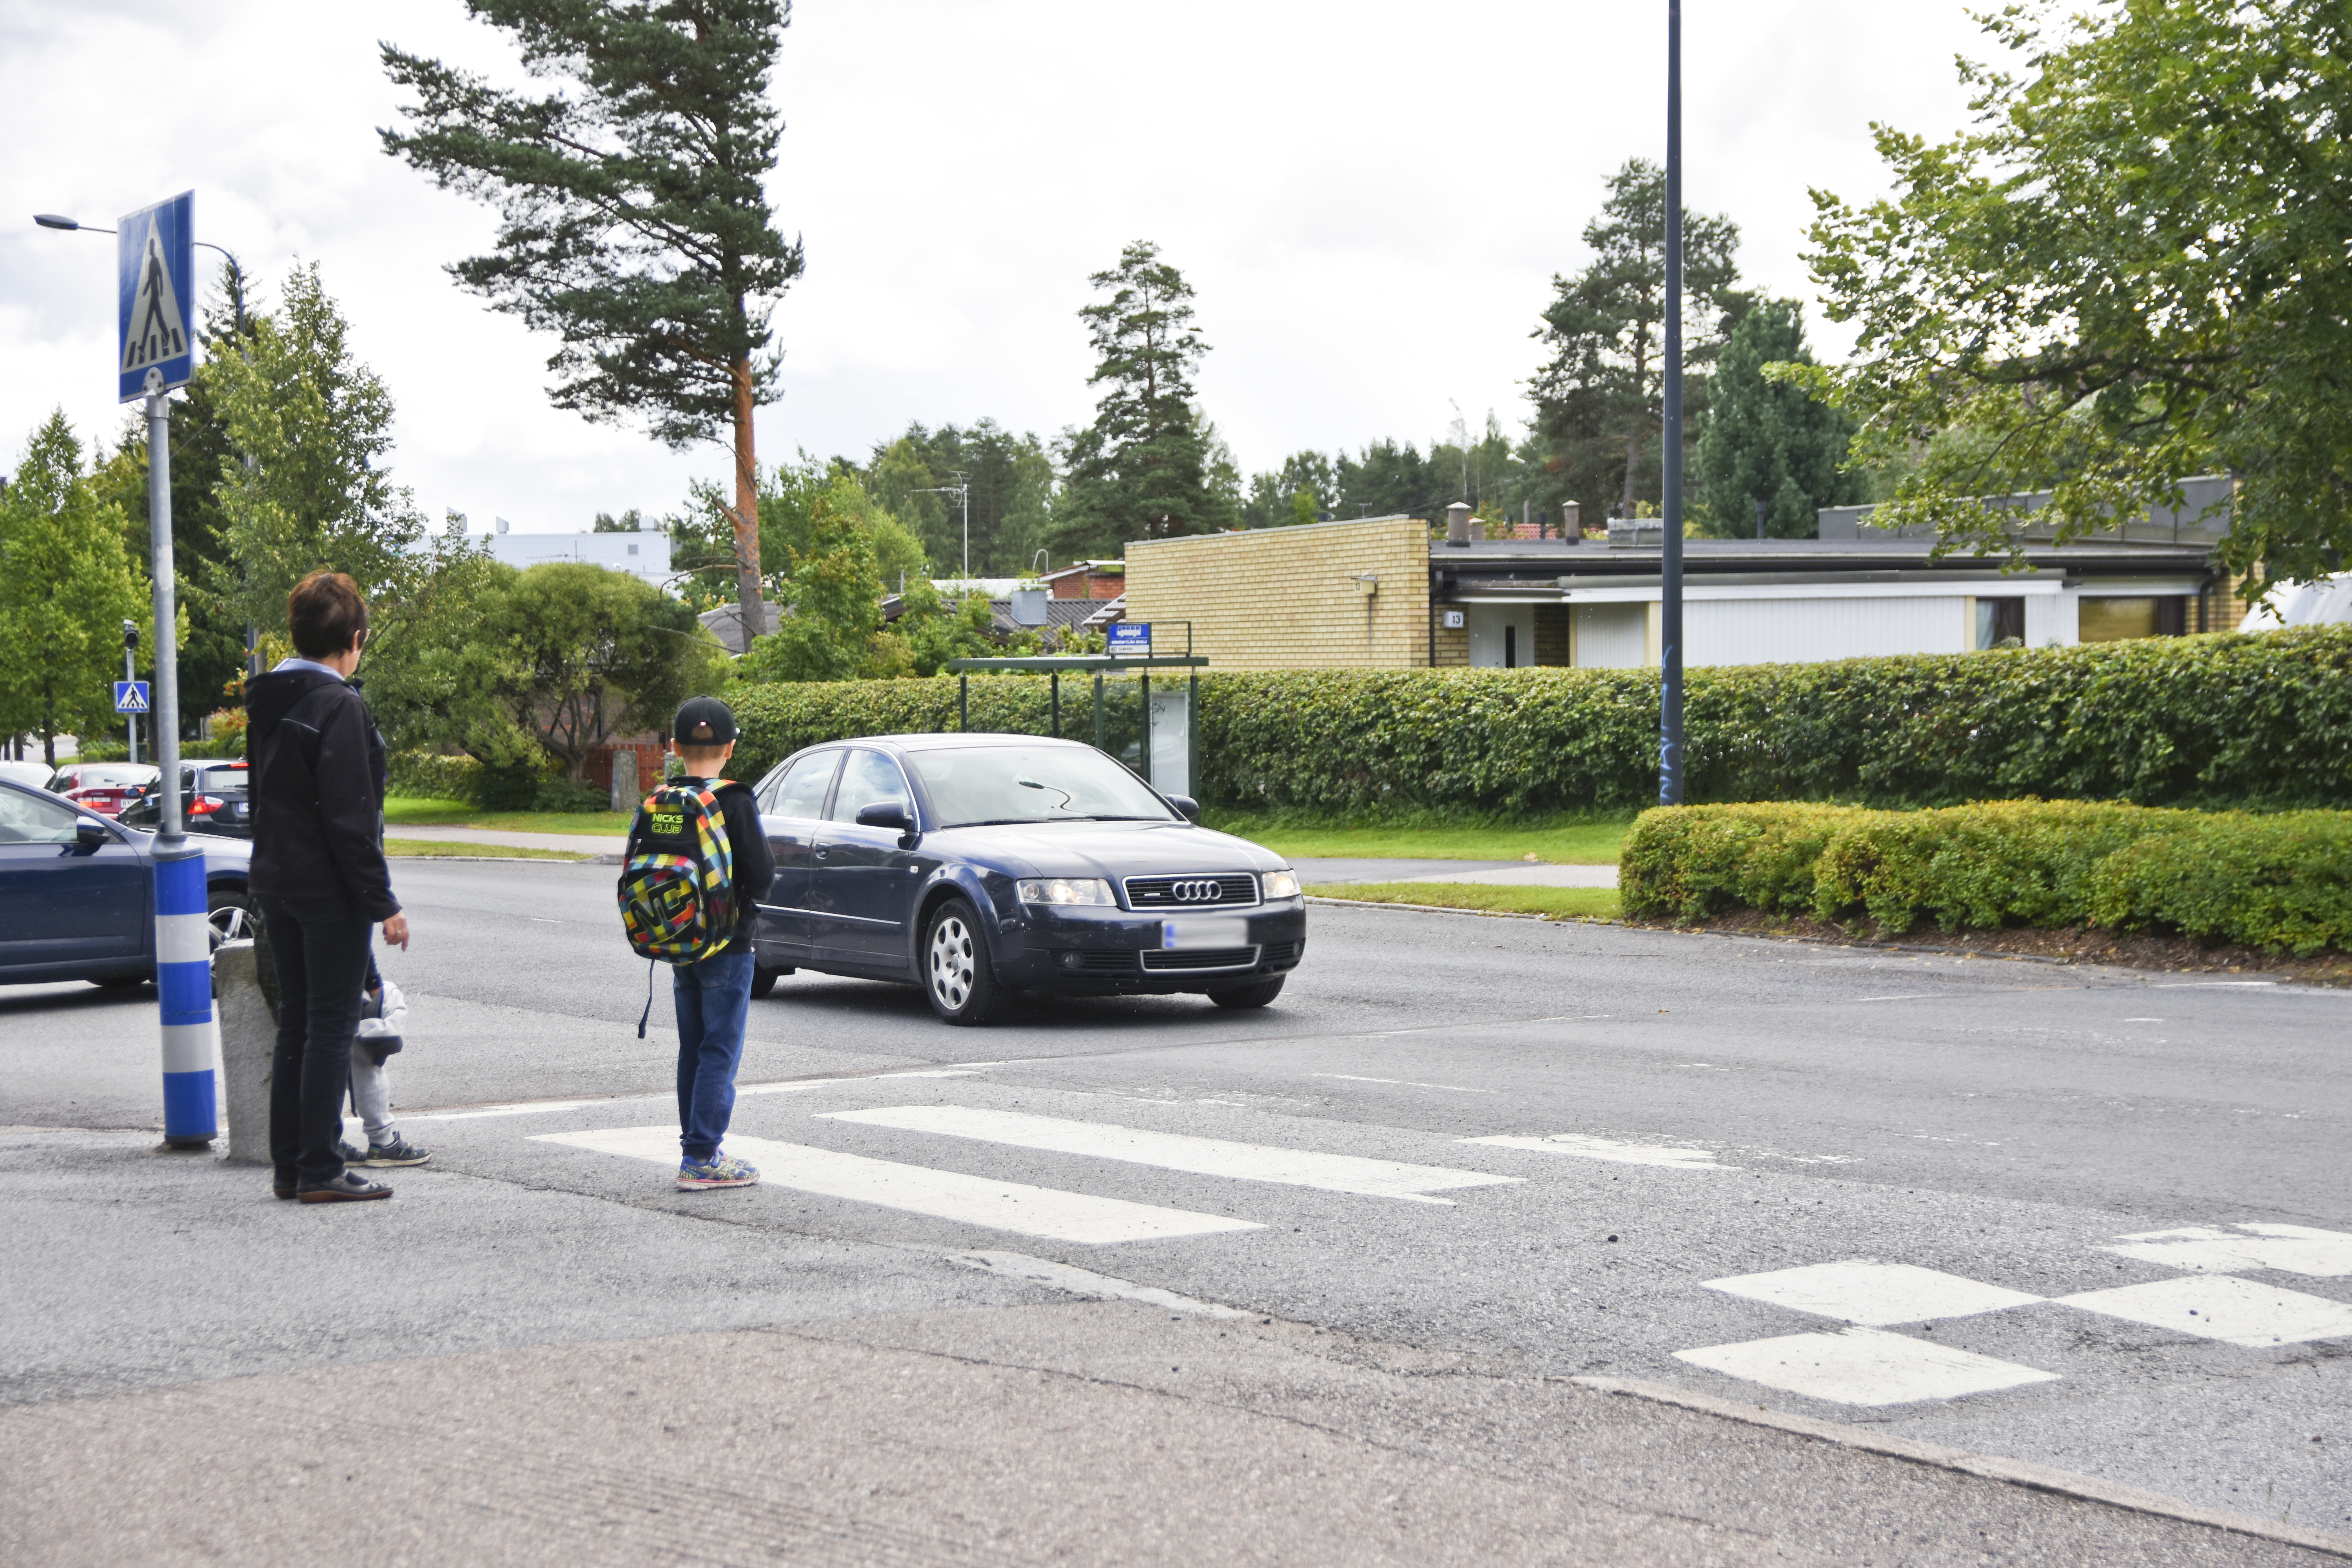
[1208,813,1632,865]
[383,837,597,861]
[384,797,633,835]
[1305,881,1621,920]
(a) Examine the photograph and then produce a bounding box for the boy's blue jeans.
[673,946,756,1163]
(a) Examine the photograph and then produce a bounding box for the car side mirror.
[855,802,913,832]
[74,818,108,853]
[1165,793,1201,822]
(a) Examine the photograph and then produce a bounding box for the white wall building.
[485,530,672,588]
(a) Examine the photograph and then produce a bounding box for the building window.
[626,543,639,555]
[1975,598,2025,649]
[2079,596,2187,642]
[1503,624,1517,668]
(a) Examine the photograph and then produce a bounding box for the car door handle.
[814,848,828,860]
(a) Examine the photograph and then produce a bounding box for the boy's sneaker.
[364,1137,432,1167]
[677,1152,759,1191]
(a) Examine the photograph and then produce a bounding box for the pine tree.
[1530,159,1744,523]
[0,413,151,767]
[381,0,803,637]
[1053,241,1234,557]
[1695,299,1863,537]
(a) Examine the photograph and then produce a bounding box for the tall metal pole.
[123,624,141,764]
[146,374,214,1149]
[1658,0,1686,808]
[961,483,970,579]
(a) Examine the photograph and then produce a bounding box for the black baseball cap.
[672,696,738,746]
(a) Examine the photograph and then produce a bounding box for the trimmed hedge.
[387,750,484,802]
[1621,800,2352,956]
[722,627,2352,815]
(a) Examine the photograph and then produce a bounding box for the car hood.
[924,819,1287,881]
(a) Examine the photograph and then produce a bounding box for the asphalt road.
[3,858,2347,1564]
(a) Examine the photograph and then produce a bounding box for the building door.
[1467,605,1535,668]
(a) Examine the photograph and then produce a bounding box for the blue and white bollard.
[154,849,219,1148]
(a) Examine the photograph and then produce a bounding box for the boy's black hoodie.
[245,666,399,921]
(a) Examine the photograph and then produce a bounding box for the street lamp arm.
[34,214,115,234]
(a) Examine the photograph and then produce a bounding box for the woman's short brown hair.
[287,571,369,659]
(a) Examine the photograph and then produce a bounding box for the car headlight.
[1262,869,1301,899]
[1017,877,1116,906]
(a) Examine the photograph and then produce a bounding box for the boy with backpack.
[617,698,775,1191]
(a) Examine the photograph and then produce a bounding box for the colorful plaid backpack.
[617,780,738,1033]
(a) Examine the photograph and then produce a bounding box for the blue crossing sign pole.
[119,191,213,1149]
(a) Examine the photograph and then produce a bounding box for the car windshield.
[74,766,154,788]
[908,745,1175,828]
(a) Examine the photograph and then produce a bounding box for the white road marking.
[1675,1327,2059,1406]
[1703,1260,2046,1325]
[955,1250,1250,1318]
[2100,1223,2352,1278]
[1849,994,1939,1003]
[410,1069,981,1121]
[820,1106,1516,1204]
[1463,1132,1731,1170]
[1312,1074,1496,1094]
[2059,1275,2352,1346]
[534,1125,1262,1245]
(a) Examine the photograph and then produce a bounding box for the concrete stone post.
[212,939,275,1165]
[611,746,639,813]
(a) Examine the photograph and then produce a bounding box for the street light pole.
[123,621,142,764]
[1658,0,1687,807]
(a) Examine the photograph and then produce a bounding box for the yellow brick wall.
[1433,621,1469,667]
[1124,517,1435,670]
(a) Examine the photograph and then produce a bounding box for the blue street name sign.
[118,191,195,402]
[1107,621,1151,654]
[114,680,151,714]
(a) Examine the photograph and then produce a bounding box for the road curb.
[1568,1375,2352,1560]
[1304,895,1550,920]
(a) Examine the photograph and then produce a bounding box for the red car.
[50,762,161,818]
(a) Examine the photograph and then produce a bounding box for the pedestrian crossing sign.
[118,191,195,402]
[114,680,150,714]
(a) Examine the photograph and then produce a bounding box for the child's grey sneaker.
[677,1152,759,1191]
[363,1137,432,1167]
[336,1140,370,1165]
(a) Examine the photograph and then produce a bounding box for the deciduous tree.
[1797,0,2352,587]
[0,413,151,766]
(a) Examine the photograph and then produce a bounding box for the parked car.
[0,760,54,790]
[50,762,161,818]
[743,734,1306,1024]
[0,777,254,988]
[117,760,253,839]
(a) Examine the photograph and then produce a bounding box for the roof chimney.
[1445,501,1473,548]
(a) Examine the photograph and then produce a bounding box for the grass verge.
[1306,882,1621,920]
[383,838,597,862]
[384,797,634,835]
[1210,811,1632,864]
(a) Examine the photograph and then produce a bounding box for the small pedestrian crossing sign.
[117,191,195,402]
[114,681,150,714]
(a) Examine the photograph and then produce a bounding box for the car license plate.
[1163,916,1247,950]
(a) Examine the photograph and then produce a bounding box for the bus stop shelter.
[944,652,1208,797]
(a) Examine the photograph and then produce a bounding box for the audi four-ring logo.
[1168,880,1222,903]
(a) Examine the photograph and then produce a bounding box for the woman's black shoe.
[296,1171,393,1203]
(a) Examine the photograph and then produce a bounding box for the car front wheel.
[1207,977,1285,1010]
[922,898,1007,1025]
[207,889,254,946]
[750,964,793,1000]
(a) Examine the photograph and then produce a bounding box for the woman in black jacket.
[246,571,410,1203]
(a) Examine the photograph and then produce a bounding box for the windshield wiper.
[948,817,1054,827]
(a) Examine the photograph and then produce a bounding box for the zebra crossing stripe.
[532,1125,1263,1245]
[820,1105,1519,1204]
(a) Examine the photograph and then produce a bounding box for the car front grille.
[1140,946,1261,972]
[1123,873,1258,910]
[1259,940,1304,967]
[1071,949,1137,973]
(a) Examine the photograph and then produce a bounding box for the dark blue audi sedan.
[747,734,1307,1024]
[0,775,256,989]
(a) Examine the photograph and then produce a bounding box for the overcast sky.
[1,0,1990,537]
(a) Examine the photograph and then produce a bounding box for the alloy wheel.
[927,912,975,1013]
